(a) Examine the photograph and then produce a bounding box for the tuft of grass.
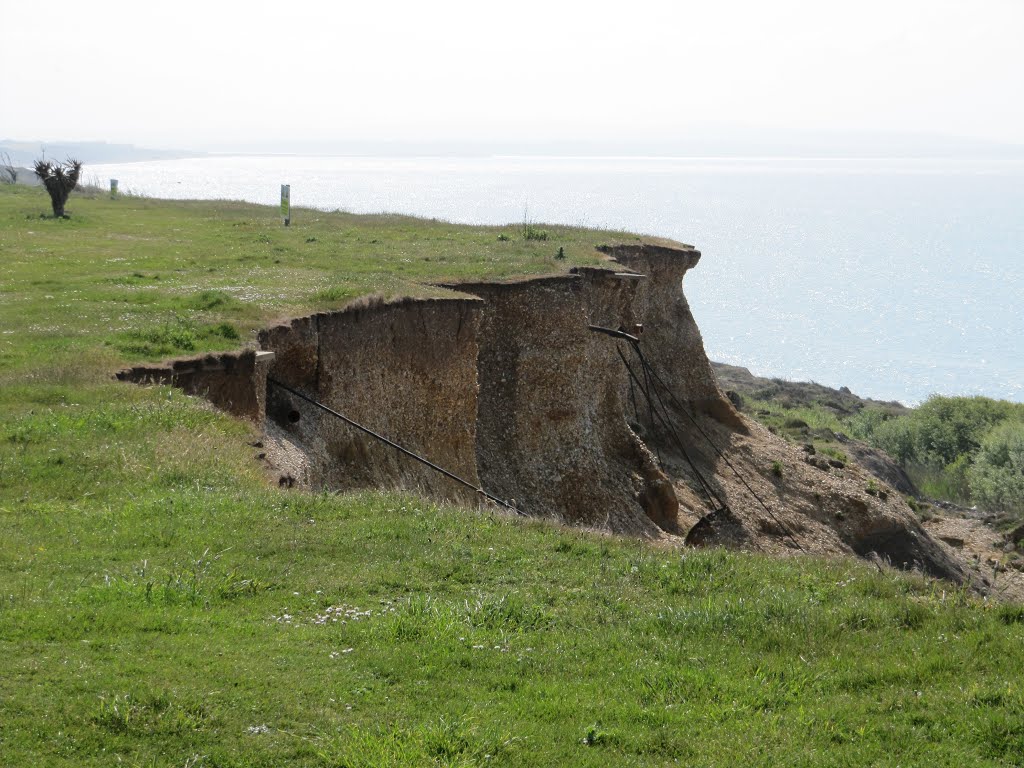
[314,285,355,304]
[522,223,549,241]
[112,318,241,357]
[820,445,848,463]
[183,289,240,311]
[118,321,200,355]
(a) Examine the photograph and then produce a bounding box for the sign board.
[281,184,291,226]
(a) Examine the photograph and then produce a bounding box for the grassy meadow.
[2,184,1024,767]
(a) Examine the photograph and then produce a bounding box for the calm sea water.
[89,155,1024,404]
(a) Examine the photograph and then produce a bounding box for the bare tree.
[34,158,82,218]
[0,152,17,184]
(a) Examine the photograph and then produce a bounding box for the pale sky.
[3,0,1023,150]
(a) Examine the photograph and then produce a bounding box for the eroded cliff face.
[462,272,677,535]
[118,241,972,586]
[258,296,482,504]
[116,350,274,422]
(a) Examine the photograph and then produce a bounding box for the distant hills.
[0,140,202,167]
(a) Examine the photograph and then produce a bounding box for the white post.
[281,184,291,227]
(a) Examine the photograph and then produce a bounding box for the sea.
[87,155,1024,405]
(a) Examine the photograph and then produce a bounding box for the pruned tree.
[34,158,82,218]
[0,152,17,184]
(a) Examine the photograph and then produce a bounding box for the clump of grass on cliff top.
[3,185,1024,767]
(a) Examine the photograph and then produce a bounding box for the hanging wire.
[627,343,805,551]
[588,324,805,551]
[616,346,723,510]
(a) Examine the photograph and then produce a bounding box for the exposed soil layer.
[117,242,976,588]
[116,350,273,422]
[258,296,483,504]
[461,270,676,535]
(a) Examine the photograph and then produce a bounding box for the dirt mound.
[923,515,1024,601]
[834,434,917,496]
[711,361,909,416]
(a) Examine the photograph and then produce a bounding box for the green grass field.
[0,183,626,375]
[2,185,1023,767]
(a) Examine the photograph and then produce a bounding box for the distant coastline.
[0,139,203,168]
[7,128,1024,165]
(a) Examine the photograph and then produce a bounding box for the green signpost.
[281,184,291,227]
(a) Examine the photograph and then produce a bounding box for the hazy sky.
[3,0,1023,150]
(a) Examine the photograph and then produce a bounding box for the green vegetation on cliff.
[3,185,1024,766]
[715,364,1024,522]
[872,397,1024,515]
